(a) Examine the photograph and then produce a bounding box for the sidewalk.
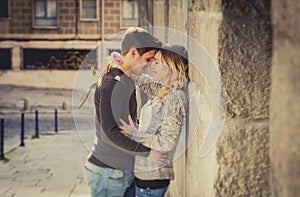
[0,130,91,197]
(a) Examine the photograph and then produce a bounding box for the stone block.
[104,16,114,21]
[270,8,300,195]
[110,9,119,15]
[14,3,26,10]
[105,2,114,7]
[218,1,272,118]
[272,0,300,42]
[215,122,270,196]
[65,15,75,21]
[60,9,69,14]
[189,0,221,12]
[109,22,119,28]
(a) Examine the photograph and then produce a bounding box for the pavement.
[0,130,90,197]
[0,85,92,197]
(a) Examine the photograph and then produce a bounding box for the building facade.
[0,0,141,70]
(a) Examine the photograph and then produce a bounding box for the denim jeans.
[83,161,134,197]
[135,185,168,197]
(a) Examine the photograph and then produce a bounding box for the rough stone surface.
[189,0,221,12]
[188,4,222,59]
[215,122,270,196]
[168,0,186,32]
[270,0,300,196]
[215,0,272,196]
[218,0,272,118]
[187,1,222,196]
[153,0,166,27]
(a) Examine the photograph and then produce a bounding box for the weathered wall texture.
[216,0,272,196]
[186,1,222,197]
[155,0,274,196]
[155,0,224,196]
[270,0,300,196]
[165,1,187,196]
[153,0,166,28]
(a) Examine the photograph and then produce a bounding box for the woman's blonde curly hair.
[155,44,189,100]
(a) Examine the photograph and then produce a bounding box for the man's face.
[130,50,156,76]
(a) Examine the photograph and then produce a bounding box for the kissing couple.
[84,27,189,197]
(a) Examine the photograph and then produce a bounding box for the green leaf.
[91,66,97,77]
[93,76,99,82]
[89,82,98,90]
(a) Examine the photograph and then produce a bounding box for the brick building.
[0,0,145,70]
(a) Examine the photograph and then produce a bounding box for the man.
[84,27,165,197]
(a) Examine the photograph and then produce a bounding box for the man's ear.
[129,48,137,59]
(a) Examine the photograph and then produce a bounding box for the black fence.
[0,109,60,160]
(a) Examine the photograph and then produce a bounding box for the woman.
[119,44,189,197]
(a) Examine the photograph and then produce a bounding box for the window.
[0,49,12,70]
[0,0,9,18]
[81,0,97,19]
[122,0,138,27]
[23,49,91,70]
[34,0,57,26]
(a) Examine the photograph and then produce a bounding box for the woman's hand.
[119,115,134,136]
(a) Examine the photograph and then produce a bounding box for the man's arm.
[98,79,167,164]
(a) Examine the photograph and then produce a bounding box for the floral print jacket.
[131,74,188,180]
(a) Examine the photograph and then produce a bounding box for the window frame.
[33,0,58,28]
[120,0,139,28]
[80,0,99,21]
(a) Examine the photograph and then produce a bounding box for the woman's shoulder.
[165,89,187,99]
[163,89,188,107]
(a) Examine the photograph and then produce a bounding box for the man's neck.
[118,66,133,77]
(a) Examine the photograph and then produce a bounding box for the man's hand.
[119,115,134,136]
[147,149,168,165]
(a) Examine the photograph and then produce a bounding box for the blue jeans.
[135,185,168,197]
[83,161,134,197]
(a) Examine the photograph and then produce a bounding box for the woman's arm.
[131,74,162,97]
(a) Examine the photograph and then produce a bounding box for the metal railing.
[0,109,59,160]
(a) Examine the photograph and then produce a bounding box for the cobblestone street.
[0,84,93,196]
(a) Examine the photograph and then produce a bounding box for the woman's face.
[150,51,170,83]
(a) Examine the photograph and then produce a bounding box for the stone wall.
[186,0,222,196]
[270,0,300,196]
[215,0,272,196]
[154,0,224,196]
[153,0,273,196]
